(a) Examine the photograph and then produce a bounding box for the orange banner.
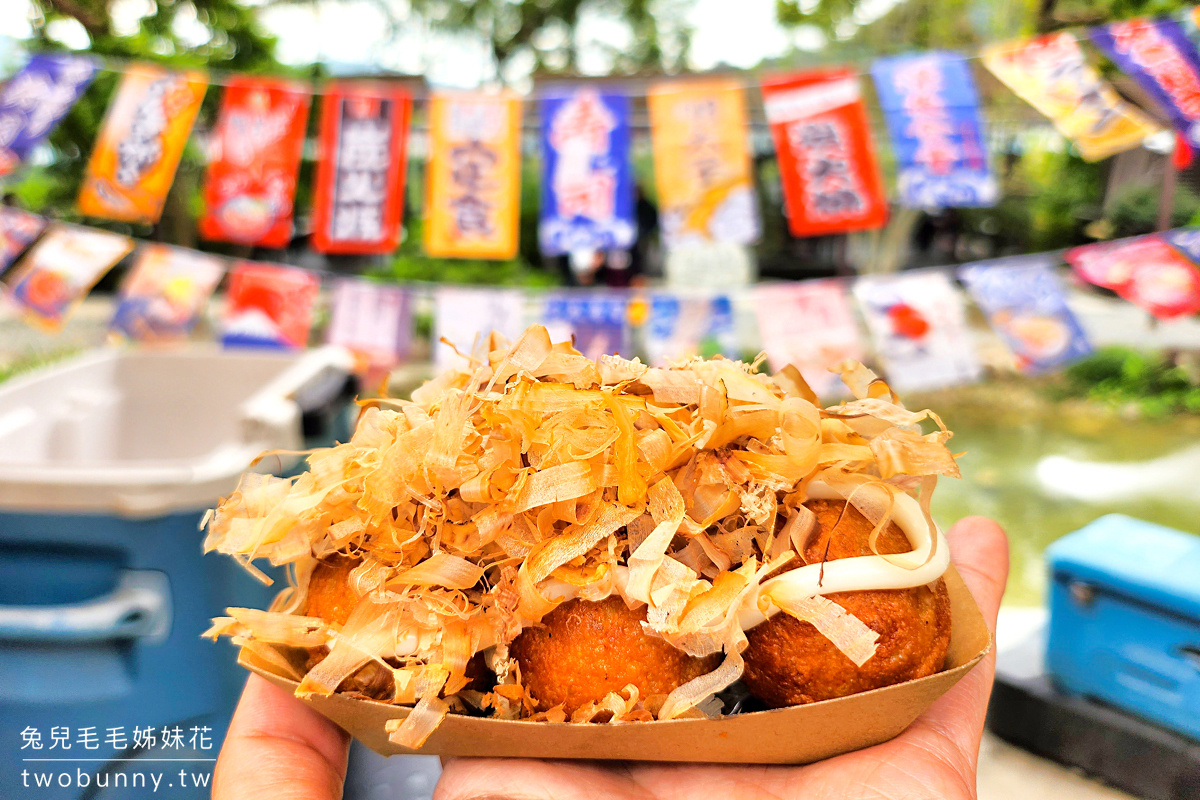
[647,79,760,249]
[425,92,522,260]
[78,65,207,223]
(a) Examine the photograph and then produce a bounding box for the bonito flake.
[204,326,960,746]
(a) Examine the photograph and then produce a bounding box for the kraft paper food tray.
[239,565,991,764]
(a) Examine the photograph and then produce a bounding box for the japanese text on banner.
[647,79,760,249]
[761,70,888,237]
[78,65,207,224]
[981,33,1160,161]
[312,83,411,254]
[853,270,982,393]
[425,93,522,260]
[222,262,319,350]
[110,244,224,342]
[0,54,95,175]
[5,225,133,331]
[1091,18,1200,147]
[871,53,997,209]
[540,88,636,255]
[959,256,1091,373]
[200,77,311,248]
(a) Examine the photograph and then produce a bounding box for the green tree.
[402,0,694,77]
[9,0,296,249]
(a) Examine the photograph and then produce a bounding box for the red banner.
[312,83,410,254]
[1067,236,1200,320]
[200,76,311,248]
[761,70,888,237]
[221,262,320,350]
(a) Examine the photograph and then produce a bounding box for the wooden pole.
[1158,151,1178,232]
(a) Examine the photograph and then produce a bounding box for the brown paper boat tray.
[239,564,992,764]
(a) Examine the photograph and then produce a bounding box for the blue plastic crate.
[0,347,354,798]
[1046,514,1200,742]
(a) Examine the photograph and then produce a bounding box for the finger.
[213,674,351,800]
[905,516,1009,762]
[946,516,1009,631]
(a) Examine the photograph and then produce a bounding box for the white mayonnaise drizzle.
[736,482,950,630]
[387,483,949,659]
[525,483,950,633]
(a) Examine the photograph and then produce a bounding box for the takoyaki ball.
[510,596,721,715]
[741,499,951,707]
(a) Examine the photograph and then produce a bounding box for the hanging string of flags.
[1,10,1200,395]
[5,9,1200,256]
[3,202,1200,394]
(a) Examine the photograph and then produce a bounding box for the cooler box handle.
[0,570,171,644]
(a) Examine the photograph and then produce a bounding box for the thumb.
[946,516,1009,632]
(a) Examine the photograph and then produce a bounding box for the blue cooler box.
[1046,514,1200,742]
[0,346,353,798]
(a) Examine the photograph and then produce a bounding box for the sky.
[0,0,904,87]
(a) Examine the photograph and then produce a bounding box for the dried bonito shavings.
[204,326,961,747]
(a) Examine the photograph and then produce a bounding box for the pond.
[918,380,1200,607]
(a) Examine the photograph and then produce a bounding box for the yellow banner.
[425,92,522,260]
[647,78,760,249]
[982,33,1160,162]
[78,65,207,223]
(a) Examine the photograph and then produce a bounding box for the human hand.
[212,673,351,800]
[435,516,1009,800]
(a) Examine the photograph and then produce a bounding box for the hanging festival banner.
[110,244,224,342]
[853,270,982,392]
[1091,18,1200,147]
[326,279,413,369]
[1067,235,1200,319]
[433,287,526,370]
[753,279,866,397]
[870,52,998,208]
[539,88,636,255]
[543,292,631,361]
[200,76,311,248]
[78,65,208,224]
[311,83,411,254]
[4,225,132,330]
[221,262,319,349]
[425,92,522,260]
[647,79,760,249]
[981,33,1160,161]
[0,207,47,273]
[959,255,1092,373]
[760,70,888,237]
[1162,225,1200,263]
[643,293,738,366]
[0,54,96,176]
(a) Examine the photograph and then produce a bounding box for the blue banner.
[1091,18,1200,147]
[539,88,636,255]
[0,54,96,175]
[959,256,1091,373]
[543,292,630,360]
[644,294,738,366]
[870,52,997,208]
[1163,226,1200,263]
